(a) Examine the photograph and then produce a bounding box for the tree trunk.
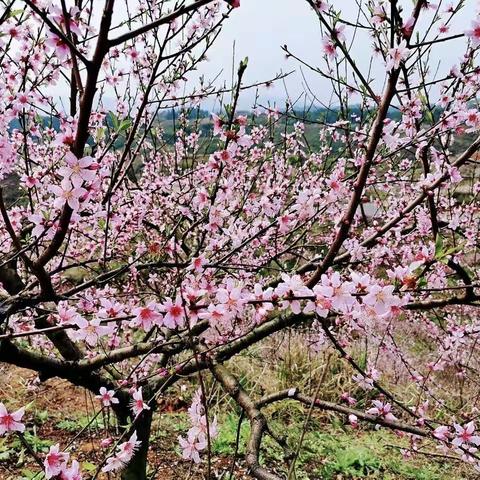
[120,409,154,480]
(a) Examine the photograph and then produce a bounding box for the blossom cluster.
[102,431,142,473]
[2,0,480,475]
[179,389,219,463]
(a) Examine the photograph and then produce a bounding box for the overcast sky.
[189,0,477,109]
[51,0,478,111]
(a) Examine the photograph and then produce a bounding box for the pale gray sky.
[52,0,478,111]
[191,0,477,109]
[196,0,325,109]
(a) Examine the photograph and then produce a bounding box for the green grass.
[212,412,250,456]
[303,430,454,480]
[55,415,106,433]
[209,411,467,480]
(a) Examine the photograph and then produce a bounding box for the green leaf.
[417,276,428,288]
[434,234,444,259]
[82,461,97,473]
[240,56,249,69]
[8,9,24,19]
[34,410,49,424]
[444,246,462,256]
[424,108,434,124]
[108,112,131,135]
[0,450,11,460]
[118,118,132,133]
[435,234,462,263]
[108,111,120,131]
[21,469,44,480]
[95,127,106,143]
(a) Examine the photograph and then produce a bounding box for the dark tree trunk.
[120,409,154,480]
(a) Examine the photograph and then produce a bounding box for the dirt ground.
[0,365,251,480]
[1,363,477,480]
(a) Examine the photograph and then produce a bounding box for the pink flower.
[315,0,329,13]
[49,5,82,36]
[29,213,57,239]
[466,20,480,48]
[49,179,87,211]
[131,302,163,331]
[439,23,449,34]
[452,421,480,448]
[448,166,462,183]
[366,400,397,422]
[464,108,480,132]
[97,298,126,320]
[188,389,204,420]
[275,273,312,314]
[60,460,82,480]
[45,32,70,61]
[131,387,150,417]
[44,444,69,479]
[211,114,224,136]
[117,431,141,462]
[322,37,337,59]
[1,23,25,39]
[189,255,207,272]
[190,415,218,440]
[348,414,359,428]
[363,284,397,316]
[251,283,274,320]
[332,24,346,43]
[102,455,126,472]
[0,135,15,180]
[401,16,415,38]
[58,152,97,187]
[13,91,33,112]
[178,432,207,463]
[304,284,333,317]
[20,174,38,188]
[162,296,185,329]
[278,214,292,234]
[372,5,386,24]
[216,280,247,315]
[235,115,247,126]
[0,403,25,435]
[96,387,119,407]
[71,317,113,347]
[433,425,450,442]
[386,40,409,71]
[102,432,141,472]
[198,303,231,324]
[341,393,357,406]
[100,437,113,448]
[56,301,81,325]
[328,273,355,313]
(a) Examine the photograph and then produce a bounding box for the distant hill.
[7,104,446,154]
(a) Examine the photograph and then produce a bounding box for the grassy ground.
[0,351,477,480]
